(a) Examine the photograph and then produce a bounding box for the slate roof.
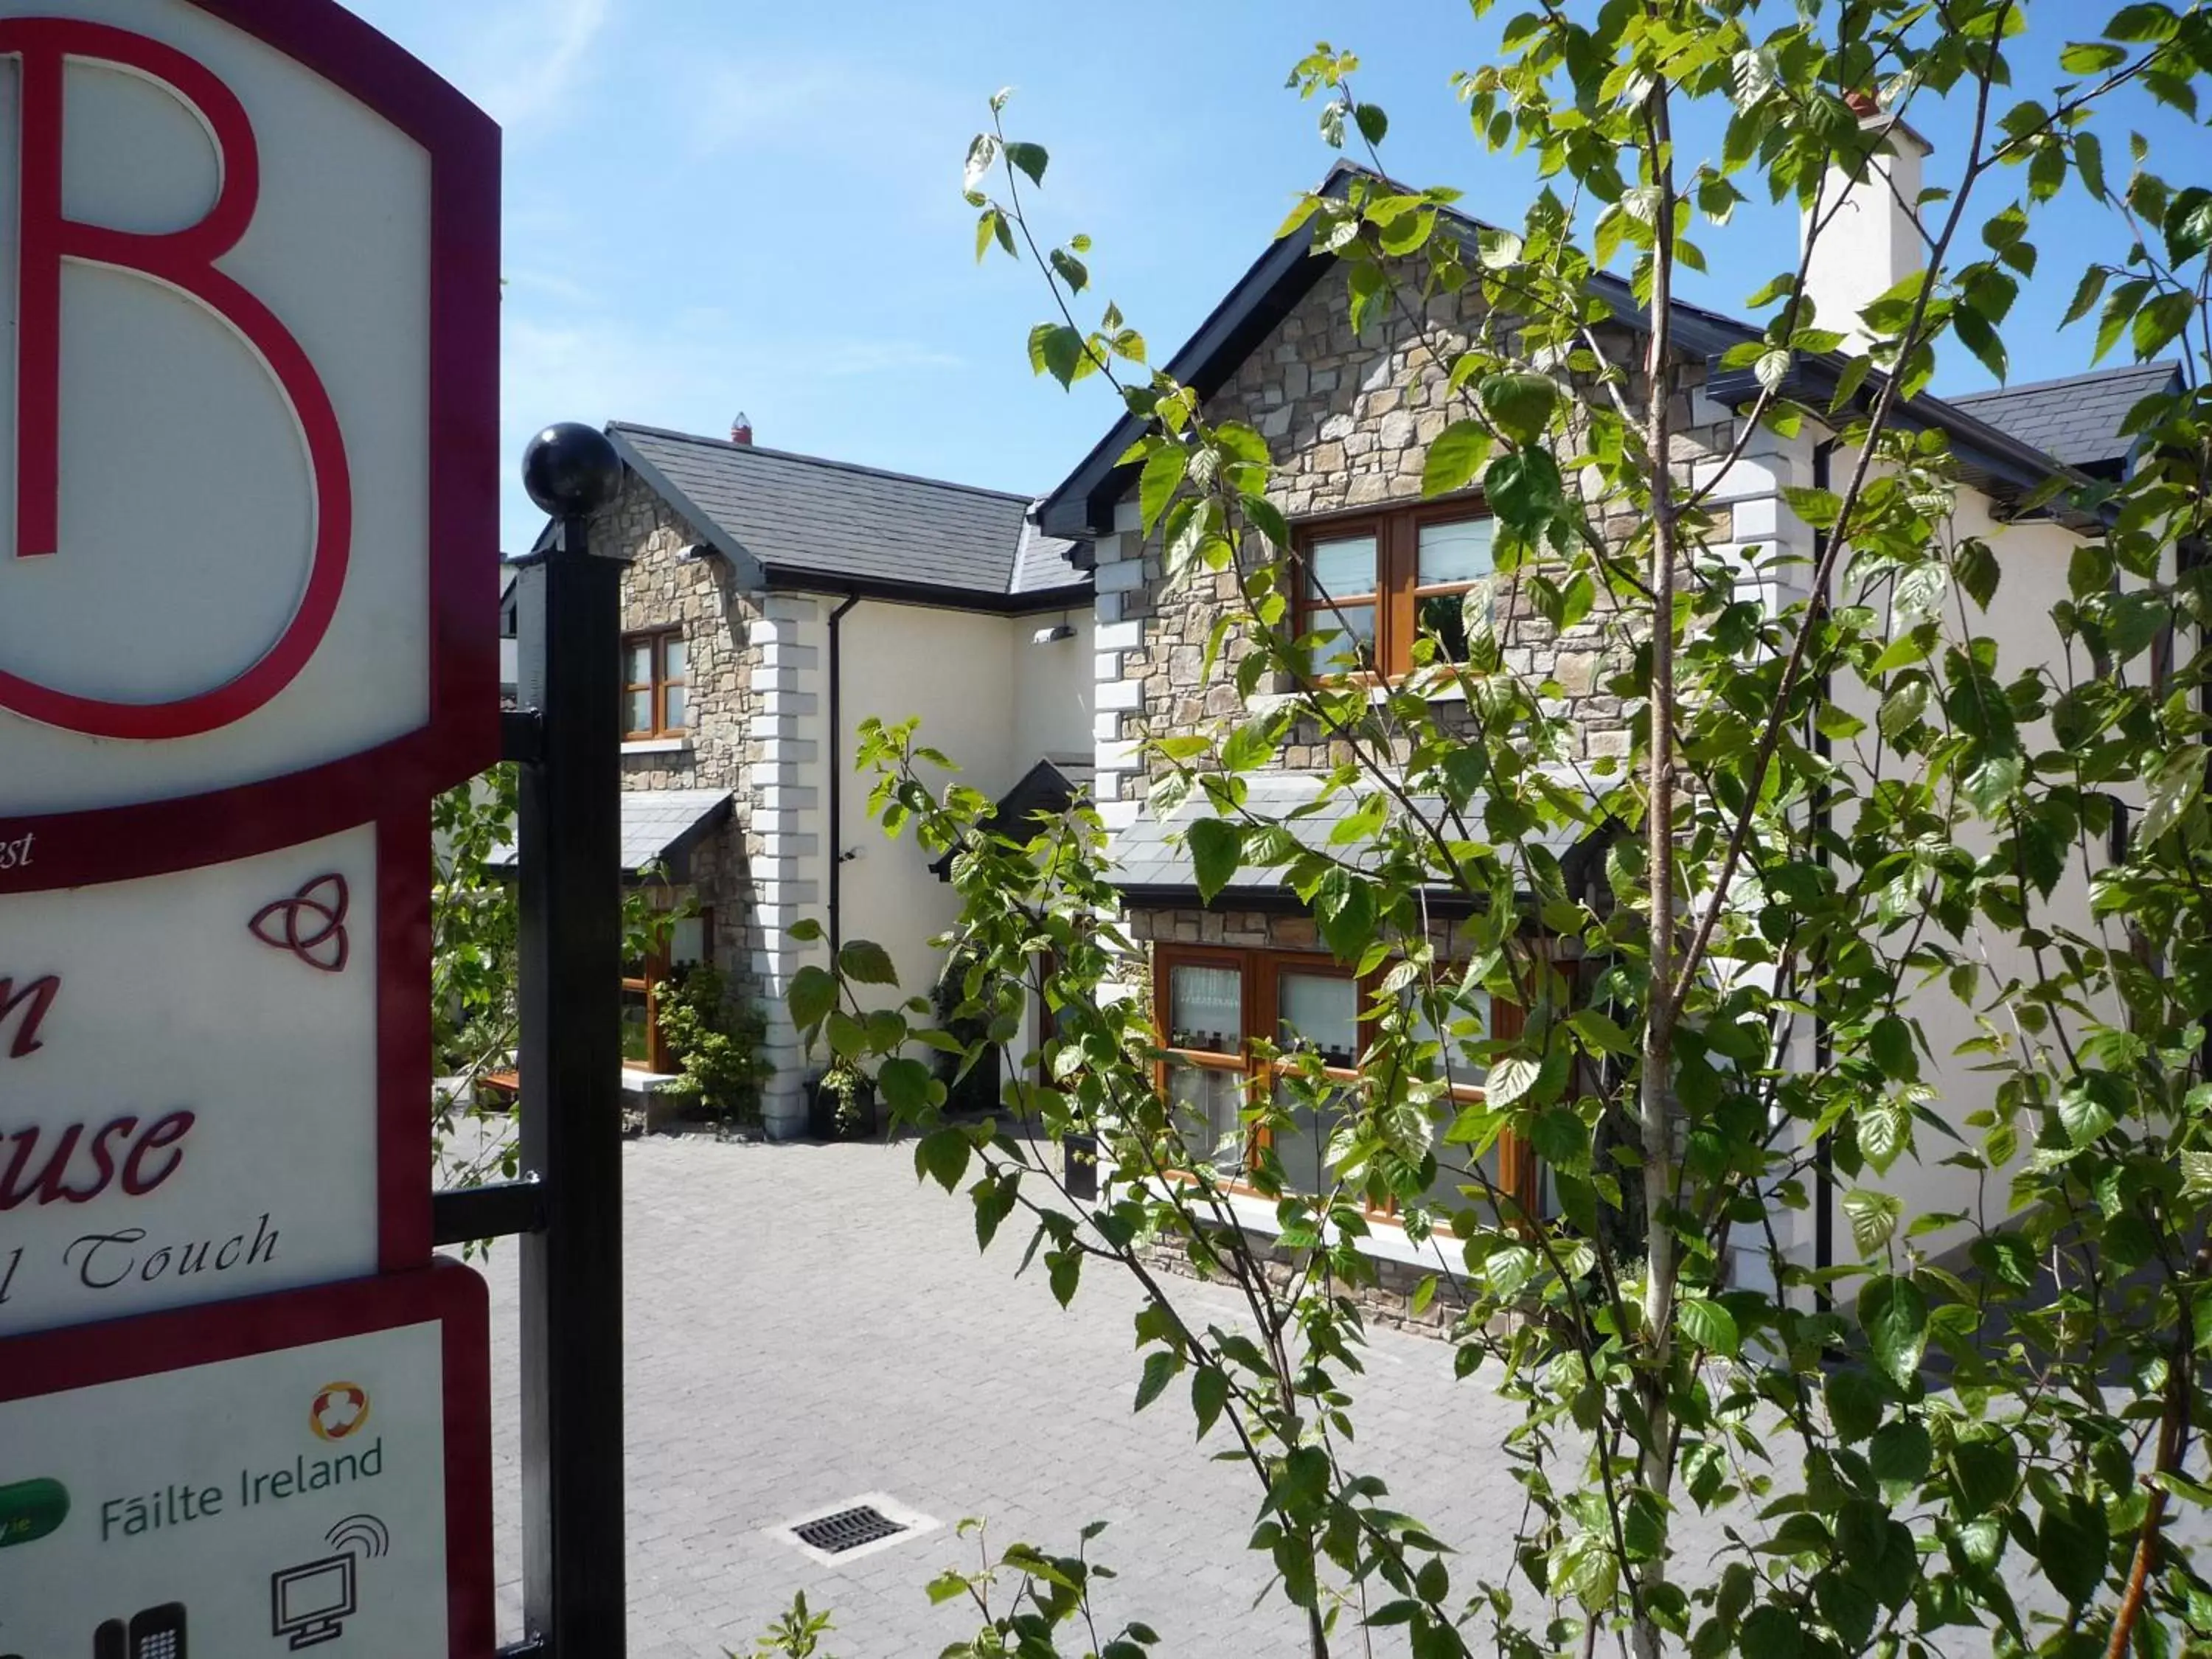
[1108,772,1596,901]
[930,757,1096,877]
[1943,361,2182,473]
[605,424,1091,608]
[1037,161,2171,535]
[489,787,733,879]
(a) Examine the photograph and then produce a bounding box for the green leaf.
[1313,869,1376,962]
[1186,818,1242,905]
[1484,448,1565,539]
[1955,538,2000,608]
[2057,1077,2118,1145]
[2062,265,2110,327]
[1740,1603,1803,1659]
[1678,1297,1741,1357]
[1354,102,1388,146]
[880,1056,934,1119]
[1859,1273,1928,1386]
[2165,186,2212,265]
[1952,305,2008,381]
[2059,39,2129,73]
[1479,372,1559,445]
[1191,1366,1228,1439]
[1004,140,1048,187]
[914,1124,971,1192]
[1134,1349,1178,1413]
[788,964,838,1035]
[2037,1495,2110,1606]
[1422,420,1493,497]
[838,939,900,986]
[1826,1367,1885,1443]
[1138,444,1187,535]
[1843,1187,1904,1254]
[1869,1418,1933,1485]
[1485,1053,1541,1107]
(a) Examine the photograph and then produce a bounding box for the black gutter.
[764,568,1093,616]
[1705,357,2106,528]
[825,594,862,964]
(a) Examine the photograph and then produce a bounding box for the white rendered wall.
[835,601,1019,1043]
[1828,479,2108,1259]
[1014,607,1094,768]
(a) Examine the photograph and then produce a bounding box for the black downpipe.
[826,593,862,962]
[1810,438,1840,1298]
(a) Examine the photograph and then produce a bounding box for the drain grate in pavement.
[768,1492,942,1566]
[793,1504,906,1555]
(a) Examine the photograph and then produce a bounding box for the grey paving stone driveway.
[472,1135,1535,1658]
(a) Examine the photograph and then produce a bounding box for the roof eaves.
[601,425,770,586]
[762,565,1093,614]
[1034,162,1761,538]
[1704,353,2108,527]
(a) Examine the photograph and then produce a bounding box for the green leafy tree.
[801,4,2212,1656]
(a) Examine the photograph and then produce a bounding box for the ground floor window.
[1152,942,1537,1222]
[622,889,712,1073]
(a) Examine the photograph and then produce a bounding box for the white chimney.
[1801,97,1933,352]
[730,412,754,445]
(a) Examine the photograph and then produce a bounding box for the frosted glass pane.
[1167,1060,1246,1172]
[1408,987,1489,1086]
[1306,534,1377,599]
[1418,518,1494,586]
[1273,1084,1356,1194]
[664,636,688,681]
[1425,1120,1503,1211]
[1315,602,1376,674]
[1168,964,1242,1054]
[623,689,652,734]
[662,684,689,731]
[670,916,706,966]
[624,641,653,685]
[1278,970,1357,1067]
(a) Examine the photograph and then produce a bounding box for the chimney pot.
[731,412,753,445]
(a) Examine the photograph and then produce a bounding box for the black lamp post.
[513,421,627,1659]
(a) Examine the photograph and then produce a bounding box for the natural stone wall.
[1091,262,1745,794]
[1138,1236,1466,1340]
[590,472,768,1010]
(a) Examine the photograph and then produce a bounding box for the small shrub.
[655,964,771,1131]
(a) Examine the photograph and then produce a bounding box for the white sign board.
[0,0,498,831]
[0,825,385,1338]
[0,1264,493,1658]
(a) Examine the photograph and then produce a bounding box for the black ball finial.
[522,422,622,517]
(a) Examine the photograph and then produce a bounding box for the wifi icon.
[326,1514,391,1559]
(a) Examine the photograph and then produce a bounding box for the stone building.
[1033,151,2179,1303]
[517,420,1093,1135]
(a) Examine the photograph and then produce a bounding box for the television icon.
[270,1555,355,1649]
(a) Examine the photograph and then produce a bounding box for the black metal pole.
[515,424,627,1659]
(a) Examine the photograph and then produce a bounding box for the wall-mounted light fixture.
[1030,622,1077,645]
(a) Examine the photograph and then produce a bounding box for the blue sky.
[344,0,2200,552]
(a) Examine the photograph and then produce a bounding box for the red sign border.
[0,0,502,897]
[0,1259,496,1659]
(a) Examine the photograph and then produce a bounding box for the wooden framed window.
[1295,502,1496,678]
[1152,942,1536,1220]
[622,629,690,739]
[620,891,712,1073]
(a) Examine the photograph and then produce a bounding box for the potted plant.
[807,1059,877,1141]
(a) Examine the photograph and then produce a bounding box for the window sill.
[622,736,692,756]
[1247,680,1470,716]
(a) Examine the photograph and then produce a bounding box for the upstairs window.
[622,629,689,739]
[1296,505,1495,678]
